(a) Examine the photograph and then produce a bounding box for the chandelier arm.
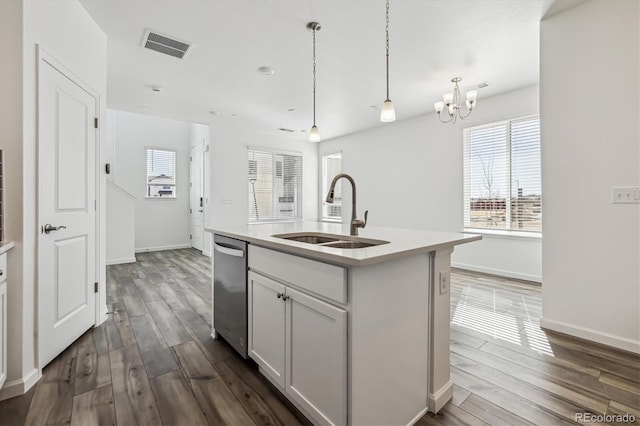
[437,113,453,124]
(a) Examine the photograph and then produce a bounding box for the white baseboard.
[135,244,191,253]
[0,368,40,401]
[452,262,541,283]
[203,250,211,257]
[106,257,136,265]
[540,317,640,354]
[407,407,429,426]
[428,380,453,414]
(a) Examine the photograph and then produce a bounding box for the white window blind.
[248,148,303,223]
[146,148,177,198]
[321,153,342,221]
[463,115,541,233]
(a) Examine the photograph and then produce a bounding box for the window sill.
[321,218,342,223]
[145,197,178,200]
[462,228,541,241]
[248,219,303,225]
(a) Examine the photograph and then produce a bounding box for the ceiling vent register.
[142,29,192,59]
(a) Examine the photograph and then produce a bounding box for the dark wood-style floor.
[0,249,638,425]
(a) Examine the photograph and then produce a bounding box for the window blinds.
[146,148,177,197]
[248,148,303,223]
[463,115,541,233]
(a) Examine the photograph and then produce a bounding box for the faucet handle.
[353,210,368,230]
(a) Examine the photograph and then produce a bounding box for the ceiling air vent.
[142,29,193,60]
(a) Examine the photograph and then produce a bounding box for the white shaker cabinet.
[248,268,347,426]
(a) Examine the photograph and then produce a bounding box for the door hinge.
[189,208,192,214]
[94,282,99,293]
[189,234,192,239]
[94,200,97,211]
[94,117,99,129]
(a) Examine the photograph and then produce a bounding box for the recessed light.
[300,129,308,133]
[258,66,275,76]
[477,81,489,89]
[288,108,296,112]
[231,113,238,117]
[209,110,221,116]
[370,105,380,110]
[278,128,295,133]
[151,85,163,93]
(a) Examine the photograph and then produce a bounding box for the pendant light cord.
[385,0,390,101]
[312,27,317,126]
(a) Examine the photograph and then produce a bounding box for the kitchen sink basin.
[272,232,389,249]
[279,235,342,244]
[323,241,380,249]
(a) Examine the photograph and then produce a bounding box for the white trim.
[135,243,191,253]
[97,312,108,326]
[540,317,640,355]
[462,228,541,240]
[407,407,429,426]
[427,380,453,414]
[0,368,40,402]
[452,262,542,283]
[107,180,137,200]
[106,257,136,265]
[202,250,211,257]
[247,145,303,158]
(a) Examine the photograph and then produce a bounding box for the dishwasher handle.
[214,243,245,258]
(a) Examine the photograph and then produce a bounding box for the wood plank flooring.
[0,249,638,425]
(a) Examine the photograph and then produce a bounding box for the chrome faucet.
[325,173,368,236]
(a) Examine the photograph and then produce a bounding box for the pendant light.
[308,22,321,142]
[380,0,396,122]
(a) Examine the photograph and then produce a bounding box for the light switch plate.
[439,271,450,295]
[611,186,640,204]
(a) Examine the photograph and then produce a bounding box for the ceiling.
[80,0,558,141]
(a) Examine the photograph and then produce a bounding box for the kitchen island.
[207,222,480,426]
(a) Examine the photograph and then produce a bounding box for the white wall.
[0,0,107,399]
[210,125,319,228]
[109,110,192,252]
[319,85,542,282]
[540,0,640,353]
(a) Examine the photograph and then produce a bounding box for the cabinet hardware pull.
[276,293,282,299]
[282,295,290,301]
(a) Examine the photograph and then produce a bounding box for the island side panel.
[428,247,454,412]
[349,253,430,426]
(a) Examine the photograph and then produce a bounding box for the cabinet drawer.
[249,245,347,304]
[0,253,6,282]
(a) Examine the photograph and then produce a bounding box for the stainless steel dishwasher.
[213,234,248,358]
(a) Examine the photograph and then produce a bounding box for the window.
[248,147,303,223]
[146,148,177,198]
[463,115,541,233]
[321,152,342,221]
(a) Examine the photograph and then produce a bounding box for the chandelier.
[434,77,477,124]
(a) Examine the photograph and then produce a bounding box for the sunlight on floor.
[452,284,554,355]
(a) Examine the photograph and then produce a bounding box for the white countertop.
[206,222,481,266]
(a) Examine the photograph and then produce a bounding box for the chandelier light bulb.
[434,101,444,114]
[434,77,479,124]
[309,125,321,142]
[466,90,477,103]
[380,100,396,122]
[443,93,454,105]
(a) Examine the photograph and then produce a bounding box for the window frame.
[320,151,343,222]
[145,147,177,199]
[247,146,304,224]
[462,114,541,236]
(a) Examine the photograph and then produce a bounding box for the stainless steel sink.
[279,235,342,244]
[272,232,389,249]
[323,241,379,249]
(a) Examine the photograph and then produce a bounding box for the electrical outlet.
[439,271,450,295]
[612,186,640,204]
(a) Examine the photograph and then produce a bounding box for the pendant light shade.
[309,125,321,143]
[380,0,396,123]
[308,22,321,142]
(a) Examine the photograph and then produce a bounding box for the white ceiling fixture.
[258,66,275,76]
[380,0,396,123]
[151,85,163,93]
[434,77,477,124]
[142,29,193,60]
[307,21,321,143]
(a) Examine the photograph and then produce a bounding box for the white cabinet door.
[286,287,347,426]
[248,271,286,388]
[0,280,6,389]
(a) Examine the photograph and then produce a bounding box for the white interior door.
[38,57,97,367]
[190,142,204,251]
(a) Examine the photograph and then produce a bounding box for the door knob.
[43,224,67,234]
